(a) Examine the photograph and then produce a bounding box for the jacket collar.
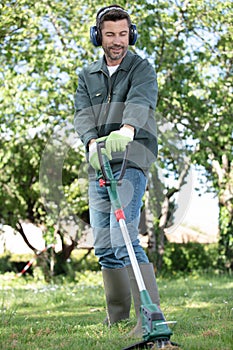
[89,51,135,74]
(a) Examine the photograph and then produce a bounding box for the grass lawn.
[0,271,232,349]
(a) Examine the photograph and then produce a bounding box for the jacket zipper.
[98,68,119,135]
[99,70,112,132]
[101,69,112,104]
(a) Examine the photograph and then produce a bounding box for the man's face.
[101,19,129,66]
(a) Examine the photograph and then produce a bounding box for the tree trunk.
[212,157,233,270]
[145,189,156,256]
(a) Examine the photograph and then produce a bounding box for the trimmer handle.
[97,141,130,185]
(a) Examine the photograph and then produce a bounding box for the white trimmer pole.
[118,218,146,292]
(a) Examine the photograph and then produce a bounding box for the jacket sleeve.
[122,58,158,135]
[74,70,98,149]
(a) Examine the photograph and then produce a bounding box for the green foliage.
[0,253,34,274]
[0,0,95,231]
[161,243,219,275]
[0,0,232,272]
[0,249,100,281]
[133,0,232,269]
[0,243,220,282]
[70,249,100,273]
[0,254,12,273]
[218,204,233,270]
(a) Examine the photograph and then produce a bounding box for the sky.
[166,166,219,238]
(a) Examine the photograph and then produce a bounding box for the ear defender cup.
[90,25,101,47]
[90,23,138,47]
[129,24,137,45]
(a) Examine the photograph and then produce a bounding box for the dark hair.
[96,5,132,30]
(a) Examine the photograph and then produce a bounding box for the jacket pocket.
[90,88,106,105]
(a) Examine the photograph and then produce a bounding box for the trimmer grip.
[96,141,130,184]
[96,141,109,180]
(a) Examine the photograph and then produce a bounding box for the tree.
[0,0,94,275]
[132,0,232,270]
[0,0,232,275]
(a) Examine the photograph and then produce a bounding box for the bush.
[161,242,219,275]
[0,254,12,273]
[0,253,35,276]
[0,249,100,281]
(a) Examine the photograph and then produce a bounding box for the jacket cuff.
[82,132,98,150]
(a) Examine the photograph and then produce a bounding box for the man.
[74,5,163,337]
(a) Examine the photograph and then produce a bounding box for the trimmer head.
[122,339,180,349]
[140,290,173,342]
[122,290,180,349]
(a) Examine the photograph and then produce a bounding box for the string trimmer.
[97,143,179,349]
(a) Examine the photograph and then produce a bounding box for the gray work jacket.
[74,50,158,176]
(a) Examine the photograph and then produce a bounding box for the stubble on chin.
[103,46,127,63]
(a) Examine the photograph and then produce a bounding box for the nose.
[112,34,122,45]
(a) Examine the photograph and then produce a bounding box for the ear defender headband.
[90,6,137,47]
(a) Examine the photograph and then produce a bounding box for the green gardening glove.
[105,127,134,157]
[89,136,109,170]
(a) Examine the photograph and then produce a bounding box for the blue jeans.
[89,168,149,269]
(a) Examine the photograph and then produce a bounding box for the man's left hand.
[105,126,134,157]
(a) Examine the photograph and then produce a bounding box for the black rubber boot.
[127,263,160,338]
[102,267,131,325]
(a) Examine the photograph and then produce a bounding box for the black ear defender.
[90,7,137,47]
[90,25,102,47]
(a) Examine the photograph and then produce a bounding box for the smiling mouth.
[111,46,123,51]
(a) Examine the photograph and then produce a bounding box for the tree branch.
[16,221,37,253]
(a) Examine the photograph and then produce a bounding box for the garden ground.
[0,271,232,350]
